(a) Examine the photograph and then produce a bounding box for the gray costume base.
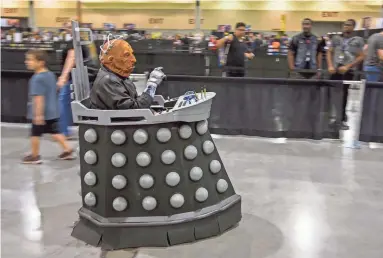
[71,121,242,250]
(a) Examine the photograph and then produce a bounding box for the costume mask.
[99,37,136,78]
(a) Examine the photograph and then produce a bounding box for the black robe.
[90,67,152,110]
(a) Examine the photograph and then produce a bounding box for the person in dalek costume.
[288,18,325,79]
[327,19,365,130]
[215,22,255,77]
[89,36,166,110]
[71,27,242,249]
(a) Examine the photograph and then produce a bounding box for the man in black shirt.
[216,22,254,77]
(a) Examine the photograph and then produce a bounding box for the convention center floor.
[1,125,383,258]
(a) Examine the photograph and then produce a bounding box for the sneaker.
[58,150,75,160]
[22,155,42,164]
[341,122,350,131]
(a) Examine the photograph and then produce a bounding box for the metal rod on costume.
[71,20,93,101]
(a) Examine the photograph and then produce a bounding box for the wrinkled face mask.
[99,36,136,78]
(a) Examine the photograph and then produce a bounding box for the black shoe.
[341,122,350,131]
[22,155,42,164]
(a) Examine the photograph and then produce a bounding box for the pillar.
[28,0,35,30]
[77,0,82,23]
[195,0,201,31]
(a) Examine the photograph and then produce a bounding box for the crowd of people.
[213,19,382,130]
[210,19,382,82]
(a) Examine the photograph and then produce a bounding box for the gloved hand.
[144,67,166,97]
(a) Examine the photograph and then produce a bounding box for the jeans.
[59,82,73,137]
[364,66,382,82]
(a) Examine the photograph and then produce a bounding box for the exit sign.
[322,12,339,18]
[4,8,18,14]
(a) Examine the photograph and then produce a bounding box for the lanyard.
[342,38,350,52]
[339,37,351,61]
[305,37,312,61]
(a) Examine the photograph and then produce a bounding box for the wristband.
[144,83,157,98]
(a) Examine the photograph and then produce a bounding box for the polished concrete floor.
[1,125,383,258]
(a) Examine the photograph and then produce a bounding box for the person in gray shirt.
[327,19,365,130]
[364,32,383,82]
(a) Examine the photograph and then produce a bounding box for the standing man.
[288,18,323,79]
[57,22,76,139]
[364,31,383,82]
[327,19,365,130]
[215,22,254,77]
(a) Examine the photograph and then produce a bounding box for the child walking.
[22,49,75,164]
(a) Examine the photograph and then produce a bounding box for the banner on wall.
[123,23,136,30]
[376,18,383,29]
[103,23,116,30]
[80,23,93,29]
[280,14,286,32]
[1,18,20,27]
[362,17,372,29]
[217,25,231,32]
[356,17,382,30]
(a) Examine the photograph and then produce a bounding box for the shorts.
[31,119,60,137]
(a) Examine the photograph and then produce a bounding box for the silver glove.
[144,67,166,98]
[147,67,166,86]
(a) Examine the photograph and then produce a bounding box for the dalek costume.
[70,21,242,250]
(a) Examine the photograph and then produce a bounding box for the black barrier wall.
[1,71,31,123]
[158,76,344,140]
[0,46,305,78]
[1,48,207,75]
[2,51,383,142]
[2,70,383,142]
[359,82,383,143]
